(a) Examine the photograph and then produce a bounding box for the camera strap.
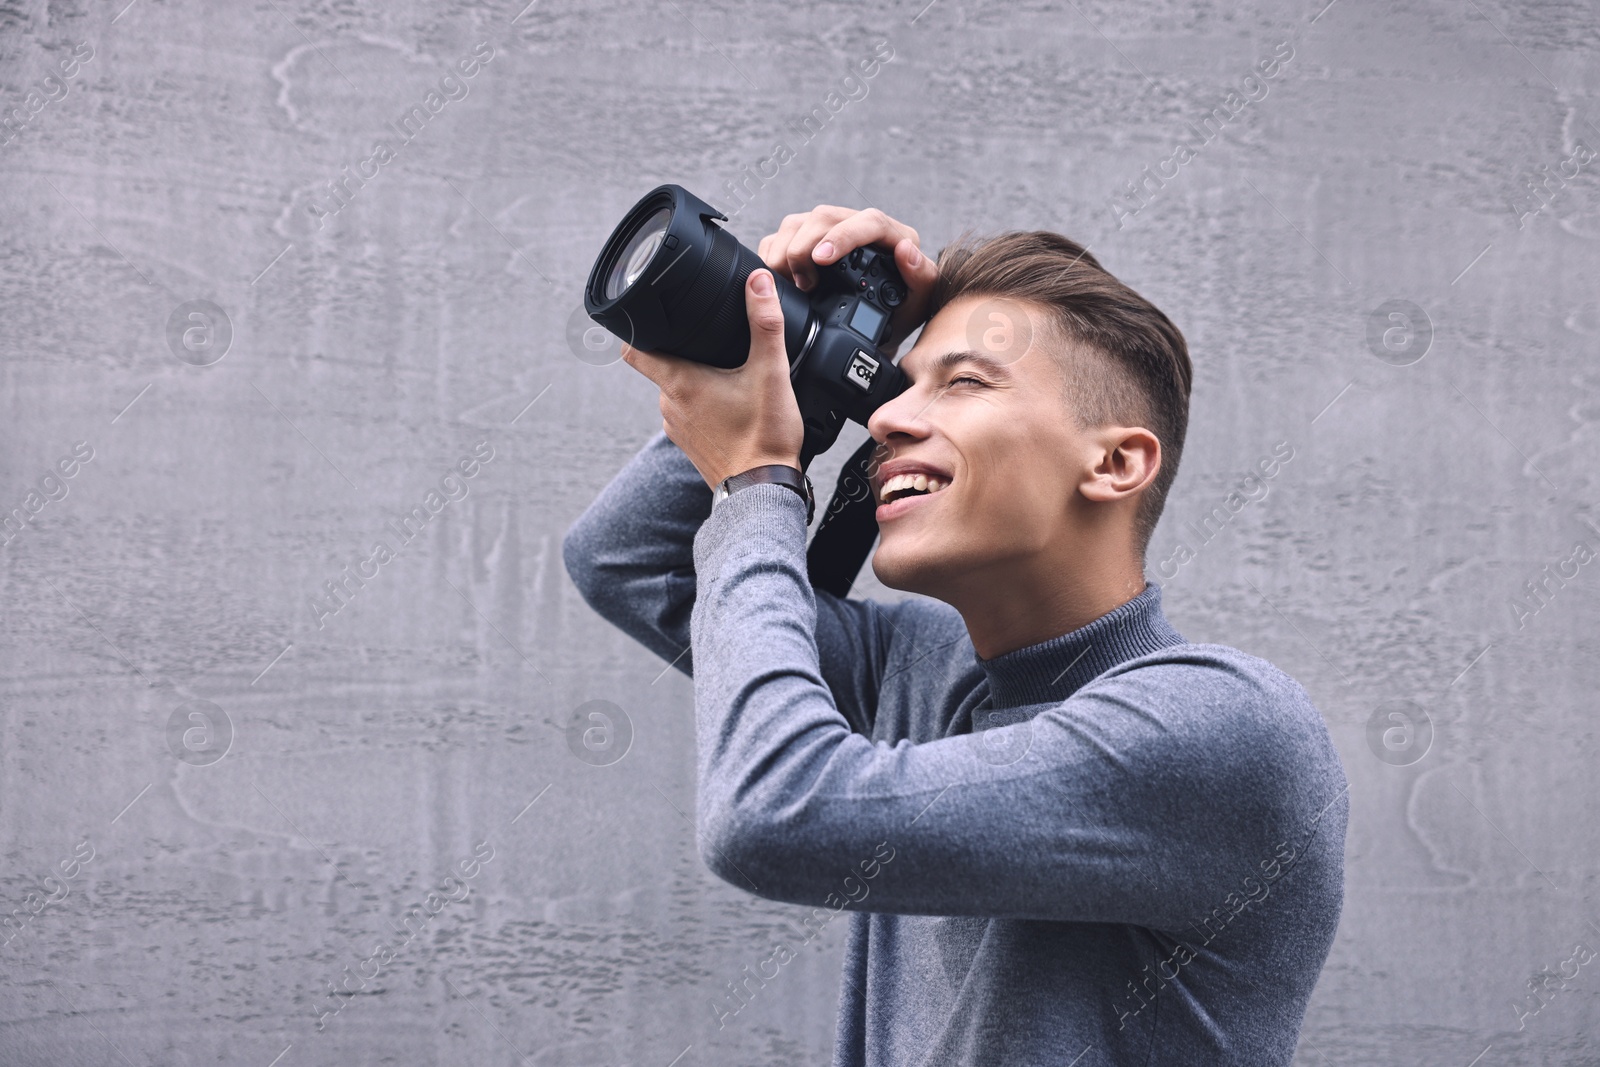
[805,435,882,599]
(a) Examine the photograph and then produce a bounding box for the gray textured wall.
[2,0,1597,1063]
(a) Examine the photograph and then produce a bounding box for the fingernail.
[907,244,922,268]
[814,241,834,261]
[751,270,773,295]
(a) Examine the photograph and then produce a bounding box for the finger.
[769,205,854,291]
[620,341,674,386]
[894,236,938,291]
[811,208,919,270]
[745,269,788,365]
[786,213,844,292]
[757,228,793,267]
[761,213,809,279]
[870,237,939,353]
[783,205,856,292]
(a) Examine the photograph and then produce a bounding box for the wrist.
[712,455,801,488]
[711,462,814,525]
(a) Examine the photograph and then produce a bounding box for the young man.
[563,205,1347,1065]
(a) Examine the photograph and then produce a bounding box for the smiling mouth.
[877,472,951,506]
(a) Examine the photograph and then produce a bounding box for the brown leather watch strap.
[717,464,815,525]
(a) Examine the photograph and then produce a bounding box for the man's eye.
[948,374,985,388]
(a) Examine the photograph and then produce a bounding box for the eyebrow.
[905,349,1017,383]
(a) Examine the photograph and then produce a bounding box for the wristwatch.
[712,464,815,525]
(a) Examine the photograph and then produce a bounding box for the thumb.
[745,269,787,364]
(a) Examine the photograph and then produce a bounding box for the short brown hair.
[924,230,1193,561]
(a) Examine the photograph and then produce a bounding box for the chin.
[870,540,940,596]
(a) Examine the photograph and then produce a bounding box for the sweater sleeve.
[689,481,1346,932]
[562,428,898,736]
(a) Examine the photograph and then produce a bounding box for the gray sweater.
[562,429,1348,1066]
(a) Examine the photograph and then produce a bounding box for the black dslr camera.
[583,184,910,470]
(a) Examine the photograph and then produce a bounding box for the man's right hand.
[756,206,939,356]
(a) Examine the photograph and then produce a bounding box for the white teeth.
[878,472,951,504]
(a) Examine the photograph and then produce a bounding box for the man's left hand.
[621,268,805,490]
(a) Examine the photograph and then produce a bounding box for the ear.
[1079,426,1161,503]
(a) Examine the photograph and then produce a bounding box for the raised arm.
[562,428,902,735]
[689,481,1350,931]
[567,202,941,727]
[562,428,709,674]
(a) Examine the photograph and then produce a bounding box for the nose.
[867,380,932,448]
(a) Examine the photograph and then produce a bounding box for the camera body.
[583,184,909,468]
[788,242,906,467]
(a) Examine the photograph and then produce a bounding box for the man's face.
[865,294,1096,598]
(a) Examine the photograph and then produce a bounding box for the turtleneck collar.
[974,582,1187,709]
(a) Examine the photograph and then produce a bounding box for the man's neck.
[944,550,1149,661]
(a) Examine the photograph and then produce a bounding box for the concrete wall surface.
[2,0,1597,1063]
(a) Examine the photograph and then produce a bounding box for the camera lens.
[586,185,813,371]
[605,207,671,301]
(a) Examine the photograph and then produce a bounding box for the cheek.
[963,423,1061,541]
[968,477,1058,551]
